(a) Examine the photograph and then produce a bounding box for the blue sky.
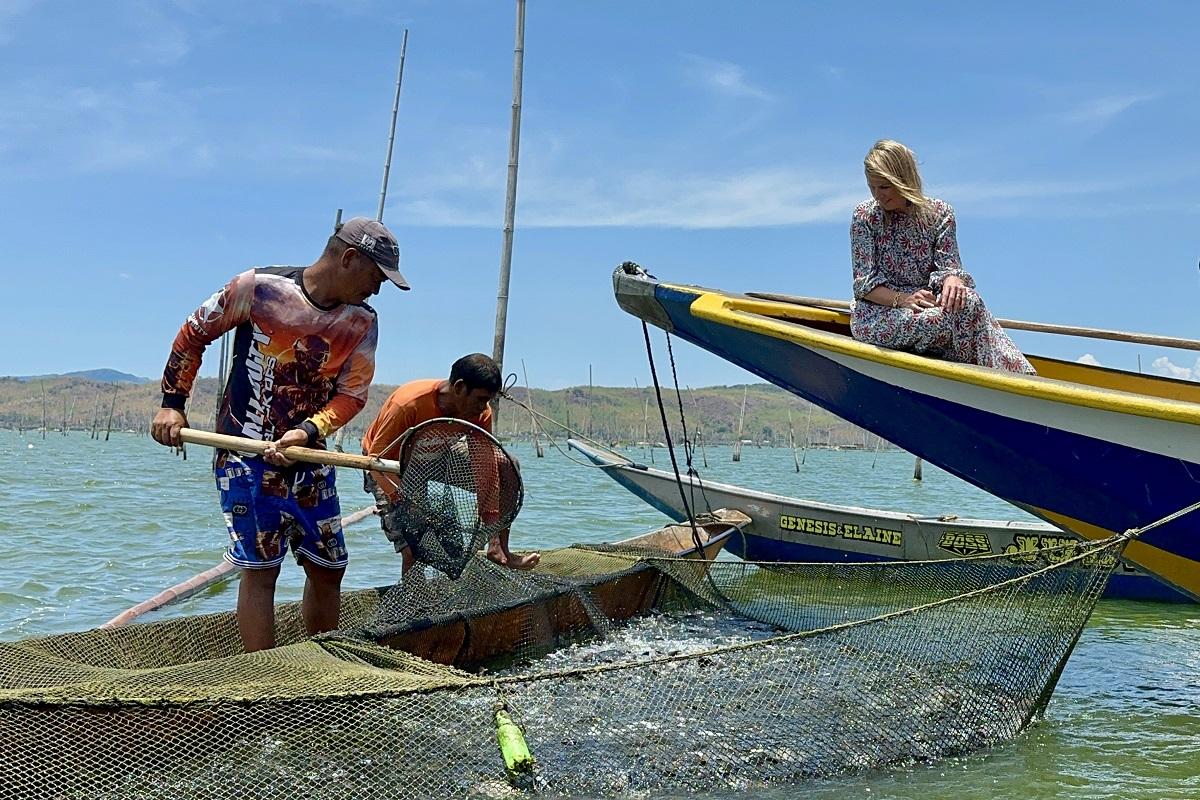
[1,1,1197,388]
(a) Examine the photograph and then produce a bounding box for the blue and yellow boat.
[613,262,1200,601]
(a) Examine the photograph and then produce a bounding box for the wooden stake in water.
[687,386,709,468]
[788,408,801,473]
[521,359,544,457]
[104,384,118,441]
[732,387,748,462]
[90,390,102,439]
[39,380,47,440]
[801,403,813,465]
[913,457,923,481]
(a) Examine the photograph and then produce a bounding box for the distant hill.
[0,373,889,449]
[11,369,151,384]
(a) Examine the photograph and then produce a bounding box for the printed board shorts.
[215,450,347,570]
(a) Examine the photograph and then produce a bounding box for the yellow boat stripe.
[1033,508,1200,600]
[675,287,1200,428]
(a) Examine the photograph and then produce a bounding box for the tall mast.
[491,0,526,377]
[377,29,409,221]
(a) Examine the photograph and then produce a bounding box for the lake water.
[1,429,1196,799]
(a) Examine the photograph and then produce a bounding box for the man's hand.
[151,408,188,447]
[262,428,310,467]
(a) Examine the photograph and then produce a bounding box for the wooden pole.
[687,386,709,468]
[61,394,67,436]
[521,359,544,457]
[747,292,1200,352]
[801,403,813,465]
[733,387,748,462]
[376,29,409,222]
[788,408,801,473]
[913,457,923,481]
[104,384,118,441]
[179,429,405,474]
[90,390,102,439]
[490,0,527,423]
[586,364,593,439]
[39,380,47,440]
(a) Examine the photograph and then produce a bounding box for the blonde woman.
[849,140,1034,373]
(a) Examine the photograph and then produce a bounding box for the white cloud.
[682,54,773,102]
[1151,356,1200,381]
[396,165,862,228]
[1076,354,1102,367]
[1056,92,1161,127]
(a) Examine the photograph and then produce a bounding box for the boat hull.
[569,439,1188,603]
[613,265,1200,600]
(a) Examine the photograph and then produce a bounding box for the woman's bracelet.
[892,292,903,308]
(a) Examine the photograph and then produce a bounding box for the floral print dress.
[849,198,1034,374]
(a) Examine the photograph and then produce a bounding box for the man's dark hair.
[450,353,502,393]
[323,235,351,259]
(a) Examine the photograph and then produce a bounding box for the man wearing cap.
[151,217,409,652]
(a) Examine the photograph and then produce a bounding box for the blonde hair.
[864,139,928,210]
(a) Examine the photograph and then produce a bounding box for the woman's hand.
[898,289,936,312]
[939,276,968,313]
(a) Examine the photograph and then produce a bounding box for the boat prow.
[613,262,1200,600]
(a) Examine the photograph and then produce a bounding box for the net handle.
[179,428,405,475]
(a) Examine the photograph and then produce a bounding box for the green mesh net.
[0,511,1125,798]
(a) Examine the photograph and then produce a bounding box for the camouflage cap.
[334,217,409,290]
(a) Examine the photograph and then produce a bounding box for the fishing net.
[0,510,1128,799]
[376,418,523,579]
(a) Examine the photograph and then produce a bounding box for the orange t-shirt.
[362,379,493,459]
[361,379,496,505]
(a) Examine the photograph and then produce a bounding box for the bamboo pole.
[746,292,1200,352]
[490,0,527,427]
[90,390,102,439]
[733,387,748,462]
[521,359,543,457]
[39,380,47,440]
[179,429,404,474]
[376,29,409,222]
[104,384,118,441]
[687,386,709,468]
[788,409,801,473]
[801,403,813,465]
[61,394,67,436]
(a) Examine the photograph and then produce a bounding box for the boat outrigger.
[613,262,1200,600]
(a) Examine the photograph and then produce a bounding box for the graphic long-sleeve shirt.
[161,267,379,444]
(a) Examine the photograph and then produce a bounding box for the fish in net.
[0,511,1135,799]
[378,418,523,579]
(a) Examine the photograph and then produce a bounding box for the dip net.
[0,506,1127,799]
[373,418,523,579]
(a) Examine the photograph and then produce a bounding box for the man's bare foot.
[506,551,540,570]
[486,538,540,570]
[486,537,509,567]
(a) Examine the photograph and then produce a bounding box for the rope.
[641,322,705,555]
[498,390,625,470]
[664,333,715,517]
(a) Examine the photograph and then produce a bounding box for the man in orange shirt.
[362,353,540,571]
